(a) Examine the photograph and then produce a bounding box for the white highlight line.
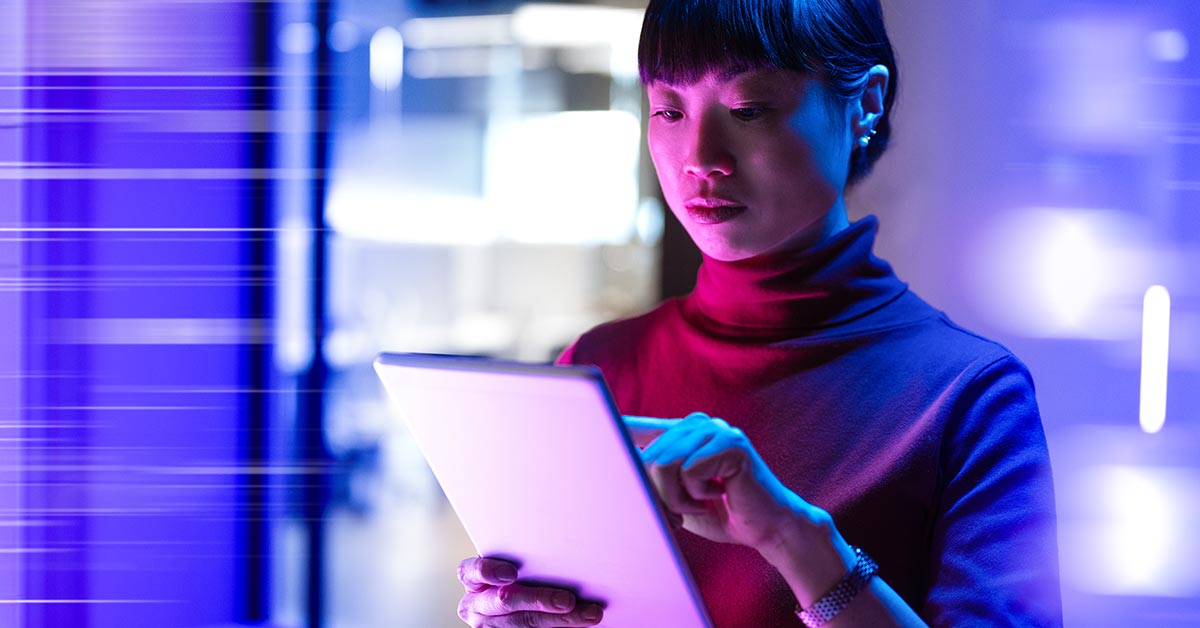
[1139,285,1170,434]
[0,599,177,604]
[0,168,323,180]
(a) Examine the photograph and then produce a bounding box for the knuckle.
[457,597,471,622]
[457,558,473,583]
[810,507,834,530]
[495,583,518,609]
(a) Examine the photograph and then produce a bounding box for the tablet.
[374,352,713,628]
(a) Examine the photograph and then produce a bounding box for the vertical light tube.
[1139,285,1171,434]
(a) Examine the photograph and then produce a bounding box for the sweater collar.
[682,216,908,338]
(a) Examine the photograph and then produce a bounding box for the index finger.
[622,415,681,448]
[458,556,519,592]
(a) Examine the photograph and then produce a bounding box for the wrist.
[757,507,856,608]
[796,546,880,627]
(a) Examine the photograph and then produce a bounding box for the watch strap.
[796,546,878,627]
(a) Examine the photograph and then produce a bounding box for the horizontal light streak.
[0,85,279,91]
[50,317,271,345]
[0,464,328,475]
[0,280,276,289]
[0,599,178,605]
[25,406,226,411]
[0,424,87,428]
[91,385,322,394]
[0,69,286,77]
[2,109,317,134]
[0,109,286,113]
[0,227,314,232]
[0,168,323,180]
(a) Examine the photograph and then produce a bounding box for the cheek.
[647,136,680,191]
[785,110,850,187]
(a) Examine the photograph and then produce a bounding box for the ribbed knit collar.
[682,216,909,339]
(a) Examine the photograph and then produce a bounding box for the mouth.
[683,198,747,225]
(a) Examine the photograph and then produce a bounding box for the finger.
[458,556,519,592]
[623,415,685,448]
[642,420,715,466]
[680,446,742,501]
[463,604,605,627]
[472,583,579,616]
[648,456,708,515]
[681,433,753,494]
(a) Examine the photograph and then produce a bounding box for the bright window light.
[326,111,642,246]
[1065,465,1200,597]
[1147,29,1188,63]
[1099,466,1172,592]
[400,15,512,49]
[971,207,1153,340]
[1139,285,1170,434]
[370,27,404,91]
[511,4,643,47]
[484,110,641,244]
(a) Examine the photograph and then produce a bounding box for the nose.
[683,114,734,178]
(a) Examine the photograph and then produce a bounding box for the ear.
[850,64,890,138]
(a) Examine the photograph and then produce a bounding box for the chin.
[693,238,764,262]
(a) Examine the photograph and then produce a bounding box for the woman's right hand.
[456,557,605,627]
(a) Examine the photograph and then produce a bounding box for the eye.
[731,107,766,121]
[652,109,683,122]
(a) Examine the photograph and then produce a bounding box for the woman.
[457,0,1062,626]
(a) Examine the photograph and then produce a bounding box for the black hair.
[638,0,898,184]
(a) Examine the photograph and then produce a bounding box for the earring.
[858,128,877,149]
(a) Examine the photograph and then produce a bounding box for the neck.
[684,215,908,338]
[763,197,851,258]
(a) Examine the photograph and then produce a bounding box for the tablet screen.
[375,352,713,628]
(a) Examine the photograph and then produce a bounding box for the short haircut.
[638,0,898,184]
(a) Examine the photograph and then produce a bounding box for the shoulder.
[894,307,1040,436]
[876,293,1033,386]
[555,297,685,367]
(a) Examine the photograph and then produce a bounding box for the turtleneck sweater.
[557,216,1063,628]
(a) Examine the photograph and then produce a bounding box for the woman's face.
[646,67,853,262]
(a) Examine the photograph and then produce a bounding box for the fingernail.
[552,590,574,611]
[581,604,602,621]
[495,564,517,583]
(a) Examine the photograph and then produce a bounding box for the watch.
[796,546,878,627]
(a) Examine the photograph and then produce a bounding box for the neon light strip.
[1139,285,1170,434]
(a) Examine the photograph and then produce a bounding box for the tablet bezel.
[374,352,714,628]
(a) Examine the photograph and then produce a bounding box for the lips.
[684,197,747,225]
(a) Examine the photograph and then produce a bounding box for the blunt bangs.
[637,0,900,184]
[638,0,818,86]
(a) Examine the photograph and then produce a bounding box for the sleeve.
[922,356,1063,628]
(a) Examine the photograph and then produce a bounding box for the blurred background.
[1,0,1198,626]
